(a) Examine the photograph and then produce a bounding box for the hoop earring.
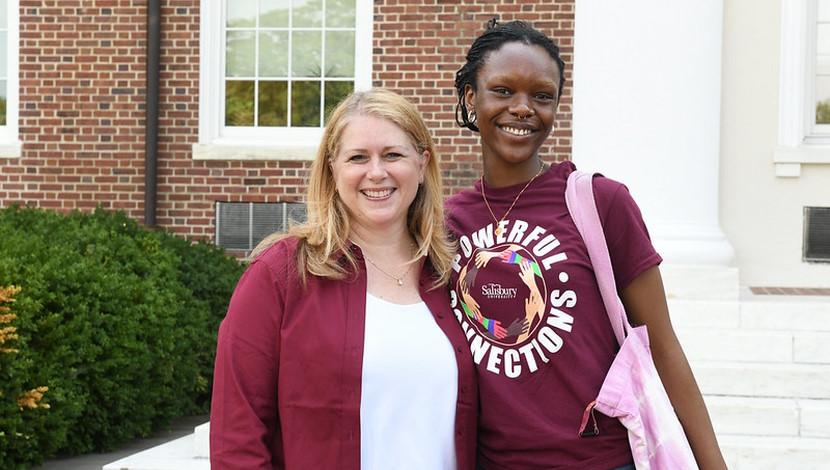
[468,110,477,124]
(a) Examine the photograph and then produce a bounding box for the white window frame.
[776,0,830,177]
[195,0,373,161]
[0,0,20,159]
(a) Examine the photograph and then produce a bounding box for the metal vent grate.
[216,202,307,251]
[804,206,830,262]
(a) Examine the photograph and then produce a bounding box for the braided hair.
[454,18,566,132]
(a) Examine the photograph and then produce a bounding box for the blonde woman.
[210,89,476,470]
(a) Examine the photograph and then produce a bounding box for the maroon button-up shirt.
[210,238,478,469]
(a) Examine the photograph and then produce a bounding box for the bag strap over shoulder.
[564,170,630,346]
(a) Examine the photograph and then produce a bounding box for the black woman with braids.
[445,19,726,470]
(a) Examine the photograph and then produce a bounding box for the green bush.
[0,207,245,468]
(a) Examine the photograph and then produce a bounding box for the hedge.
[0,207,245,469]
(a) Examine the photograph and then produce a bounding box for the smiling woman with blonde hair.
[210,88,476,470]
[250,88,454,288]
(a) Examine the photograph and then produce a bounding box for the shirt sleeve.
[210,257,285,469]
[593,177,663,292]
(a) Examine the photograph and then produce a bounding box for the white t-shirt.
[359,293,458,470]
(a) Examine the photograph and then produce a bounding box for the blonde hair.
[249,88,455,288]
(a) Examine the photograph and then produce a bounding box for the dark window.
[804,206,830,262]
[216,201,307,251]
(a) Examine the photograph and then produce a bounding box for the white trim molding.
[0,0,20,159]
[193,142,317,161]
[196,0,373,161]
[776,0,830,177]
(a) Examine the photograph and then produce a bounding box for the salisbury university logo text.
[481,283,519,300]
[451,218,577,379]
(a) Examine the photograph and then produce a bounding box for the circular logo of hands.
[457,244,546,346]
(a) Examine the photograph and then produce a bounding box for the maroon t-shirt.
[445,161,662,470]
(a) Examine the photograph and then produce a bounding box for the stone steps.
[676,327,830,364]
[669,296,830,331]
[102,432,209,470]
[677,328,793,363]
[739,298,830,331]
[720,435,830,470]
[672,295,830,468]
[692,361,830,399]
[704,395,830,438]
[668,299,741,328]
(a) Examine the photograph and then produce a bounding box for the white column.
[572,1,737,298]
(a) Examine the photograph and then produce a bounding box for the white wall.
[720,0,830,287]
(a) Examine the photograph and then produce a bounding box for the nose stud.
[513,106,533,120]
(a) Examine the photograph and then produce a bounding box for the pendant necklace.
[363,246,417,287]
[481,161,546,237]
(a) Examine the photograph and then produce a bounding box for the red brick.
[1,0,574,241]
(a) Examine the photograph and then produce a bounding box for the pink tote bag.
[565,170,697,470]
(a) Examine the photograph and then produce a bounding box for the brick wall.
[0,0,574,240]
[11,1,148,216]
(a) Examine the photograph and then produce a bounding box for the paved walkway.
[31,415,209,470]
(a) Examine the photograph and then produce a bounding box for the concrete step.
[194,422,209,458]
[676,328,830,364]
[668,299,741,329]
[668,295,830,332]
[739,297,830,331]
[794,331,830,364]
[660,264,740,301]
[704,396,800,437]
[676,328,794,363]
[103,432,209,470]
[704,396,830,439]
[801,399,830,439]
[720,435,830,470]
[692,361,830,399]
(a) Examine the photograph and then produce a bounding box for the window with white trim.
[776,0,830,176]
[196,0,372,161]
[0,0,20,158]
[811,0,830,134]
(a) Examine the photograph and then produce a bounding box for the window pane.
[324,81,352,124]
[291,81,321,127]
[227,31,256,77]
[818,55,830,75]
[326,0,355,28]
[818,24,830,55]
[292,31,322,77]
[228,0,257,28]
[0,79,6,126]
[0,0,7,29]
[325,31,354,77]
[821,0,830,23]
[0,33,6,78]
[226,81,255,126]
[259,31,289,77]
[259,81,288,126]
[260,0,289,27]
[816,76,830,124]
[292,0,322,28]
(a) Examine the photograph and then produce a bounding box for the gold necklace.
[481,162,546,237]
[364,254,414,287]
